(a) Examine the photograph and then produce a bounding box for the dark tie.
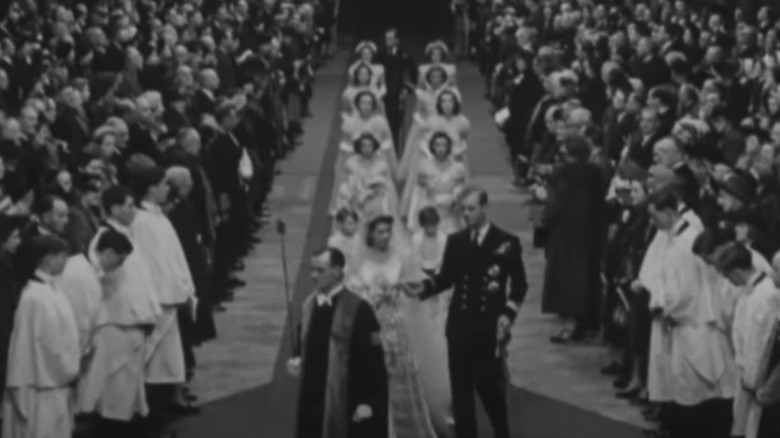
[471,230,479,247]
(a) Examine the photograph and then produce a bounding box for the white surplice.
[732,272,780,438]
[78,223,162,420]
[639,219,738,405]
[130,203,195,384]
[2,273,81,438]
[60,254,102,354]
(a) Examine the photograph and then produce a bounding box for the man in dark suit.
[625,107,664,169]
[630,37,670,91]
[375,28,417,152]
[652,136,700,214]
[406,185,528,438]
[205,102,250,296]
[505,49,544,164]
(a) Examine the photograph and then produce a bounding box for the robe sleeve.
[348,301,387,412]
[6,291,80,389]
[60,262,100,353]
[661,250,701,323]
[744,292,780,387]
[424,234,459,298]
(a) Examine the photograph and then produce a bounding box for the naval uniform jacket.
[421,224,528,350]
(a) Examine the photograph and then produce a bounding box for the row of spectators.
[0,0,335,436]
[479,0,780,437]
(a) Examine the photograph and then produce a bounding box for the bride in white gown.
[345,211,453,438]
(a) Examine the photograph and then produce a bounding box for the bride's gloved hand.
[402,282,425,298]
[352,404,373,422]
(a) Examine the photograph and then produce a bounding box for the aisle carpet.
[174,49,645,438]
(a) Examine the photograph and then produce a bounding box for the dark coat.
[630,55,671,90]
[375,47,417,101]
[168,199,217,342]
[602,109,636,161]
[506,71,544,156]
[0,252,21,396]
[422,225,528,350]
[63,203,100,255]
[625,131,664,169]
[541,162,606,320]
[51,106,92,159]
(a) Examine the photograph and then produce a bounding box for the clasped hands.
[401,281,425,299]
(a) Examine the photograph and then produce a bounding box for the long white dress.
[408,229,454,437]
[2,273,81,438]
[334,154,401,221]
[398,103,470,183]
[346,236,437,438]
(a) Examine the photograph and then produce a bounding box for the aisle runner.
[175,51,645,438]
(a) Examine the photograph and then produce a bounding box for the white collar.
[748,270,767,289]
[106,219,131,235]
[141,200,163,214]
[34,269,57,286]
[472,222,491,245]
[84,253,105,279]
[316,282,343,307]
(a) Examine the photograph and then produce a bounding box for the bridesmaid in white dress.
[400,131,467,233]
[346,214,437,438]
[347,40,385,90]
[398,88,470,182]
[331,91,398,214]
[417,40,457,88]
[334,133,401,220]
[341,63,387,114]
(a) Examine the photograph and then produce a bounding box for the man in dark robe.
[289,247,387,438]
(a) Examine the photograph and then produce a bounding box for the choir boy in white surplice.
[638,190,737,438]
[717,244,780,438]
[61,229,135,355]
[2,235,80,438]
[129,168,195,421]
[77,185,162,434]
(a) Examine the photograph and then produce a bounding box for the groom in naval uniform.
[288,247,388,438]
[407,185,528,438]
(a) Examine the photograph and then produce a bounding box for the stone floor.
[186,52,651,431]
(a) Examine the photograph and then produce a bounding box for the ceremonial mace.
[276,219,299,355]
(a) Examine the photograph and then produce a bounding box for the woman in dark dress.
[542,134,607,342]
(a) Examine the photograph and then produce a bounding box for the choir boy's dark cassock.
[421,224,528,438]
[296,286,388,438]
